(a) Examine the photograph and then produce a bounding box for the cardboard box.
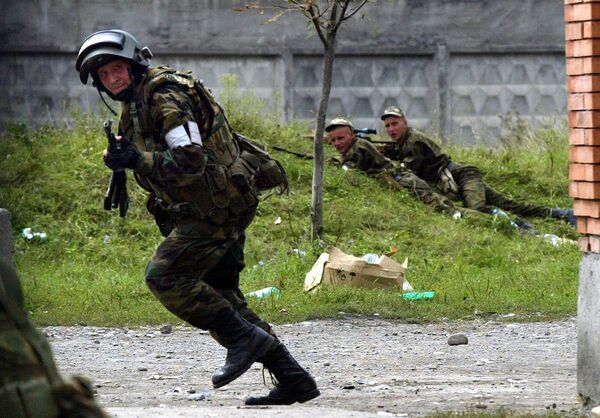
[304,247,407,292]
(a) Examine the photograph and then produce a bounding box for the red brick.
[569,128,600,145]
[569,93,584,110]
[567,22,583,40]
[567,58,583,75]
[569,110,600,127]
[579,236,589,252]
[568,75,600,92]
[570,163,600,180]
[590,236,600,253]
[587,216,600,234]
[568,92,600,110]
[566,3,600,22]
[574,199,600,217]
[578,236,600,253]
[569,181,600,198]
[567,39,600,57]
[583,21,600,37]
[569,145,600,162]
[567,57,600,75]
[577,216,588,234]
[592,236,600,253]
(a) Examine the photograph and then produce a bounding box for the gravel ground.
[46,316,585,417]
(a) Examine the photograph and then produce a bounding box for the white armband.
[165,121,202,149]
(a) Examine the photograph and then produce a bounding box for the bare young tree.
[243,0,371,241]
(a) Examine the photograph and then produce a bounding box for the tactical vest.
[120,66,287,226]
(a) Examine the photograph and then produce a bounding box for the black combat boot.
[210,308,275,389]
[550,208,576,227]
[245,342,320,405]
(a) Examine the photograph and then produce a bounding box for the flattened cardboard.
[304,247,406,292]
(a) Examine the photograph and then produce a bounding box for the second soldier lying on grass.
[379,106,575,227]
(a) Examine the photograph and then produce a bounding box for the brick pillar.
[566,0,600,405]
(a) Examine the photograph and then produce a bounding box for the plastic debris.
[452,211,462,220]
[292,248,307,257]
[274,216,282,225]
[21,228,47,242]
[246,286,281,300]
[251,260,266,269]
[103,235,111,244]
[492,208,533,232]
[401,291,435,301]
[543,234,560,246]
[361,253,380,264]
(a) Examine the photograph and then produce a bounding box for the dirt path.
[47,317,583,417]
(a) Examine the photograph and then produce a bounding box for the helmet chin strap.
[97,88,118,116]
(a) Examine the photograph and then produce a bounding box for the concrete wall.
[1,0,566,145]
[578,253,600,404]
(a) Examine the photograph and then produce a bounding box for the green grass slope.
[0,81,579,326]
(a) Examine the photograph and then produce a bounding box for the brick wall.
[566,0,600,252]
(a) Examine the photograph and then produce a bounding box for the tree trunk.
[311,39,336,241]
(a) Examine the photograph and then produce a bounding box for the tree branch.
[307,4,328,46]
[341,0,370,22]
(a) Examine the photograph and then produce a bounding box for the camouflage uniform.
[77,30,318,403]
[381,128,553,218]
[118,66,272,333]
[0,258,107,418]
[341,137,460,215]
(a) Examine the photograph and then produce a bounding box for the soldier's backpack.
[192,78,289,195]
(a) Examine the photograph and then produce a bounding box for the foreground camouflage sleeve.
[135,85,208,183]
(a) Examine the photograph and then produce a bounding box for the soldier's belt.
[0,378,59,418]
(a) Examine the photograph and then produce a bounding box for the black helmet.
[75,29,153,86]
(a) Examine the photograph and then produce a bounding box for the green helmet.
[75,29,153,86]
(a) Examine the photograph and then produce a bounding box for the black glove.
[104,140,140,171]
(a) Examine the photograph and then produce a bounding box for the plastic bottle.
[246,286,281,300]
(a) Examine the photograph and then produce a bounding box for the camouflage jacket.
[118,66,258,227]
[341,137,395,175]
[380,128,450,183]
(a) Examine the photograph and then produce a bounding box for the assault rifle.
[272,145,313,160]
[353,128,396,145]
[273,127,395,159]
[103,121,129,217]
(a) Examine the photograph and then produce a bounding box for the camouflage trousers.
[386,170,459,215]
[450,164,552,218]
[144,215,273,336]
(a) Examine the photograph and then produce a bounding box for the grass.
[0,78,579,327]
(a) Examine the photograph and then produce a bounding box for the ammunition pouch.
[0,378,59,418]
[234,133,289,194]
